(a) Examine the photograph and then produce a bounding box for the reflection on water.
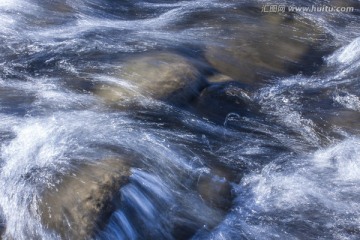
[0,0,359,239]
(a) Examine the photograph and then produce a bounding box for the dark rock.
[197,174,233,211]
[173,192,226,240]
[0,224,4,240]
[39,159,130,240]
[195,81,256,122]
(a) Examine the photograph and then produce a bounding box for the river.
[0,0,359,239]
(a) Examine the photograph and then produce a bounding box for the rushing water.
[0,0,360,239]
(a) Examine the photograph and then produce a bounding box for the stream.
[0,0,360,239]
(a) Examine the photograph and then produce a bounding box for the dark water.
[0,0,360,239]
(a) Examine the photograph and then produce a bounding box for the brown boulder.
[207,74,234,84]
[95,52,207,106]
[205,10,332,84]
[39,159,130,239]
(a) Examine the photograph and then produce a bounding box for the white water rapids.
[0,0,359,239]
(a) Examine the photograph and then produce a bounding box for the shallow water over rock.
[0,0,359,239]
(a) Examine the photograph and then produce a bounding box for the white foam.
[326,37,360,79]
[0,116,73,239]
[0,0,19,9]
[334,92,360,112]
[313,138,360,181]
[336,37,360,64]
[224,138,360,239]
[257,78,321,147]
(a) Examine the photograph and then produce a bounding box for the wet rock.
[173,192,226,239]
[195,82,256,122]
[205,11,332,84]
[39,159,130,240]
[328,110,360,134]
[94,52,207,106]
[207,74,234,83]
[43,1,74,14]
[173,169,234,239]
[330,0,360,10]
[0,225,4,240]
[0,88,36,117]
[197,174,233,211]
[94,84,138,107]
[301,88,360,136]
[29,1,75,27]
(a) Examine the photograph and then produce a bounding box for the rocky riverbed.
[0,0,360,239]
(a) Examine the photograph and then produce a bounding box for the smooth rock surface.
[205,11,332,84]
[207,74,234,84]
[95,52,207,106]
[195,82,255,122]
[39,159,130,240]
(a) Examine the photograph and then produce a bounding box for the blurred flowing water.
[0,0,359,239]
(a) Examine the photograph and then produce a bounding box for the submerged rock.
[195,81,256,122]
[197,174,233,211]
[39,159,130,239]
[95,52,207,106]
[205,10,332,84]
[327,110,360,135]
[207,74,234,84]
[0,224,4,240]
[330,0,360,9]
[173,169,234,239]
